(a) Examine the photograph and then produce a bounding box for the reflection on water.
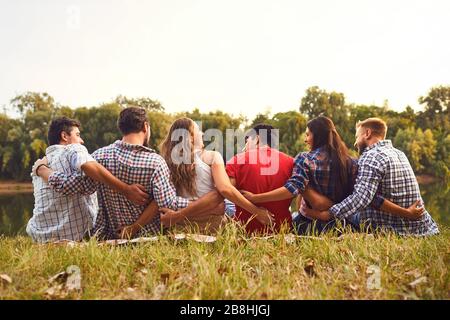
[0,182,448,237]
[419,182,450,227]
[0,193,34,237]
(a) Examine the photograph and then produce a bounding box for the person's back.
[174,151,224,232]
[287,147,356,204]
[358,141,438,235]
[227,146,294,233]
[179,151,216,199]
[91,141,165,238]
[329,118,439,236]
[27,118,97,242]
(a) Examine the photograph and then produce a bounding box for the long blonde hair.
[160,117,198,197]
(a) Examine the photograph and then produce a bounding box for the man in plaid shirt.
[37,108,224,239]
[303,118,439,236]
[28,117,149,243]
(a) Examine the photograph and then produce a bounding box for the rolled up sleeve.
[330,153,385,220]
[283,153,309,196]
[150,159,189,210]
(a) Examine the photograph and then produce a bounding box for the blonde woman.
[159,118,274,232]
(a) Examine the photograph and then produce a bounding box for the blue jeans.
[293,213,360,235]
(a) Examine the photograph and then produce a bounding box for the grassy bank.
[0,223,448,300]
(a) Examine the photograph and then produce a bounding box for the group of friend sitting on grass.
[27,107,439,243]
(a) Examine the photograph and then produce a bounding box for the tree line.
[0,86,448,181]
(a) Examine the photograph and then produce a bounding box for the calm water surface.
[0,182,448,237]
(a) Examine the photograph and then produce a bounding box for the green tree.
[417,86,450,131]
[394,127,437,173]
[270,111,307,156]
[299,86,353,147]
[115,95,164,112]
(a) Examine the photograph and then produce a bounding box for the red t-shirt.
[226,147,294,234]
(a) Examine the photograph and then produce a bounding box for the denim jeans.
[293,212,360,235]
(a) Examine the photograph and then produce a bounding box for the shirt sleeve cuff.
[370,195,384,209]
[174,197,189,210]
[329,205,340,218]
[48,171,60,184]
[284,181,299,196]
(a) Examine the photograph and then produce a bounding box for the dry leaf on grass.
[187,234,216,243]
[405,269,422,279]
[408,276,427,288]
[65,266,81,291]
[45,284,67,299]
[284,234,296,244]
[48,271,68,284]
[129,236,159,243]
[48,240,87,248]
[45,266,82,299]
[153,283,167,300]
[139,268,148,275]
[349,284,359,291]
[99,236,159,246]
[173,233,216,243]
[0,274,12,284]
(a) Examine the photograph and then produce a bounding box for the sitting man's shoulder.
[66,143,90,154]
[202,150,223,165]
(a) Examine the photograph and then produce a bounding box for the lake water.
[0,182,448,237]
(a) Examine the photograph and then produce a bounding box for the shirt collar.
[114,140,156,153]
[45,144,68,155]
[363,139,392,153]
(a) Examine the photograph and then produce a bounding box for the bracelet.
[35,164,49,177]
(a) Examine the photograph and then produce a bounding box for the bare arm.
[117,200,160,239]
[380,199,425,220]
[302,198,425,222]
[241,185,333,212]
[212,163,269,216]
[241,186,293,203]
[302,187,333,211]
[300,187,422,217]
[160,190,225,227]
[209,152,274,225]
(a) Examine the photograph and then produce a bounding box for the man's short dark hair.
[47,117,81,146]
[247,123,276,147]
[117,107,148,135]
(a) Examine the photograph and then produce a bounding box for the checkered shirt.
[284,147,359,201]
[26,144,98,242]
[48,140,189,239]
[329,140,439,236]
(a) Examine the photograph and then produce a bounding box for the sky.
[0,0,449,120]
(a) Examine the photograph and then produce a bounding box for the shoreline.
[0,174,443,194]
[415,174,439,185]
[0,181,34,194]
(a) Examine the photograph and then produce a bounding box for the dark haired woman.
[242,116,423,234]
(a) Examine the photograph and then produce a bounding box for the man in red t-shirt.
[226,124,294,234]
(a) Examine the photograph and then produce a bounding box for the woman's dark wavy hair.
[307,116,353,202]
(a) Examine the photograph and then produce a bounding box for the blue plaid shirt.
[48,140,189,239]
[284,147,358,202]
[329,140,439,236]
[27,144,98,242]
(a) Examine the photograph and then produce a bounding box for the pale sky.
[1,0,449,120]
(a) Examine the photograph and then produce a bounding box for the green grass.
[0,223,449,300]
